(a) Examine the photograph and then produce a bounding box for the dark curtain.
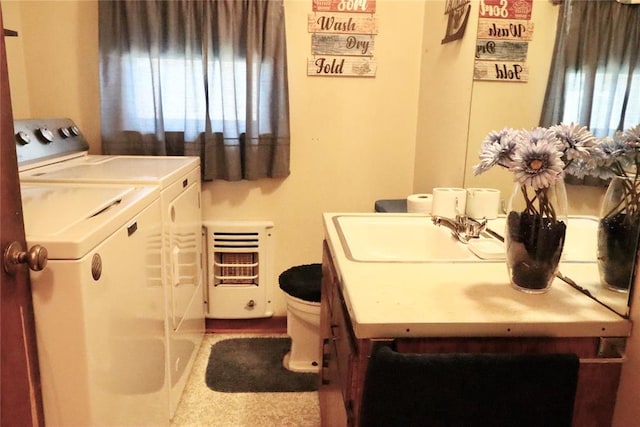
[99,0,290,181]
[540,0,640,137]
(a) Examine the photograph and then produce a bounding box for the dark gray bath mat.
[205,337,318,393]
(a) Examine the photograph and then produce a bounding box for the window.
[562,67,640,137]
[541,0,640,138]
[119,55,256,136]
[99,0,290,181]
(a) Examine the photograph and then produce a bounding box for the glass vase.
[597,176,640,293]
[505,179,568,293]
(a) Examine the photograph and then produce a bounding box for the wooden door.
[0,6,45,427]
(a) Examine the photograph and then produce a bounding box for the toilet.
[279,263,322,373]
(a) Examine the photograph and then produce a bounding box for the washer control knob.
[59,127,71,138]
[15,131,31,145]
[36,127,54,143]
[69,126,80,136]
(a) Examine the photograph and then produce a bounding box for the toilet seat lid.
[279,263,322,303]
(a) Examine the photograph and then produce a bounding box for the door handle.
[3,241,48,275]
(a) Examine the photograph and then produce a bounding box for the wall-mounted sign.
[474,0,533,83]
[442,0,471,44]
[474,61,529,82]
[308,13,378,34]
[475,40,528,61]
[307,56,377,77]
[476,19,534,41]
[478,0,533,21]
[311,33,375,56]
[307,0,377,78]
[312,0,376,13]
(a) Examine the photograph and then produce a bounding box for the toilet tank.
[203,221,275,319]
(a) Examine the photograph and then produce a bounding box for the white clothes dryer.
[22,182,167,426]
[16,118,204,420]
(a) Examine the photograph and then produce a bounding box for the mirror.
[462,1,636,318]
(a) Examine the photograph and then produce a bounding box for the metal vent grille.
[212,232,260,286]
[212,231,259,249]
[214,252,259,285]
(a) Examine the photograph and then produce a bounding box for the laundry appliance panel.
[16,118,204,420]
[22,183,167,427]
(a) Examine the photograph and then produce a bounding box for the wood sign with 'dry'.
[475,40,528,61]
[311,34,375,56]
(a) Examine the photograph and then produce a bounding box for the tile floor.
[170,333,321,427]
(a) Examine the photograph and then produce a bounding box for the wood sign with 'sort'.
[307,56,377,77]
[311,34,375,56]
[476,19,534,41]
[478,0,533,20]
[308,13,378,34]
[312,0,376,13]
[475,40,528,61]
[474,61,529,82]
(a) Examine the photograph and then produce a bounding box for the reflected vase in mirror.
[598,176,640,293]
[505,180,568,293]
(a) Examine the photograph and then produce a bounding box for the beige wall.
[3,0,423,315]
[463,0,559,197]
[414,0,604,214]
[4,2,637,424]
[202,0,424,314]
[2,1,29,117]
[413,0,478,191]
[5,0,101,153]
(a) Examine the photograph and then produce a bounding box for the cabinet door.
[332,285,356,413]
[319,243,349,427]
[320,337,348,427]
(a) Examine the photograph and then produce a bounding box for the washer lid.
[20,155,199,189]
[21,183,160,260]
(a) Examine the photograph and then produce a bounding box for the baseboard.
[205,316,287,334]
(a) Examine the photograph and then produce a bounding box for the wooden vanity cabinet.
[319,243,352,426]
[319,241,624,427]
[320,241,374,427]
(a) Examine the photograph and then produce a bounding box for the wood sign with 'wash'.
[473,0,534,83]
[307,0,377,77]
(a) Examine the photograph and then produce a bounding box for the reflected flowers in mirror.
[572,124,640,292]
[566,124,640,223]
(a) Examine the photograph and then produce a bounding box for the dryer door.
[166,176,203,332]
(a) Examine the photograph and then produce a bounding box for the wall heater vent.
[203,221,274,319]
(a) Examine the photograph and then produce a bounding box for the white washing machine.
[22,181,166,426]
[16,118,204,420]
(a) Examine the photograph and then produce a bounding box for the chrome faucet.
[432,215,488,243]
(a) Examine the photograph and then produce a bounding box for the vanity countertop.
[323,213,632,339]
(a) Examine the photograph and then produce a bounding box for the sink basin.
[333,215,502,262]
[331,214,599,264]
